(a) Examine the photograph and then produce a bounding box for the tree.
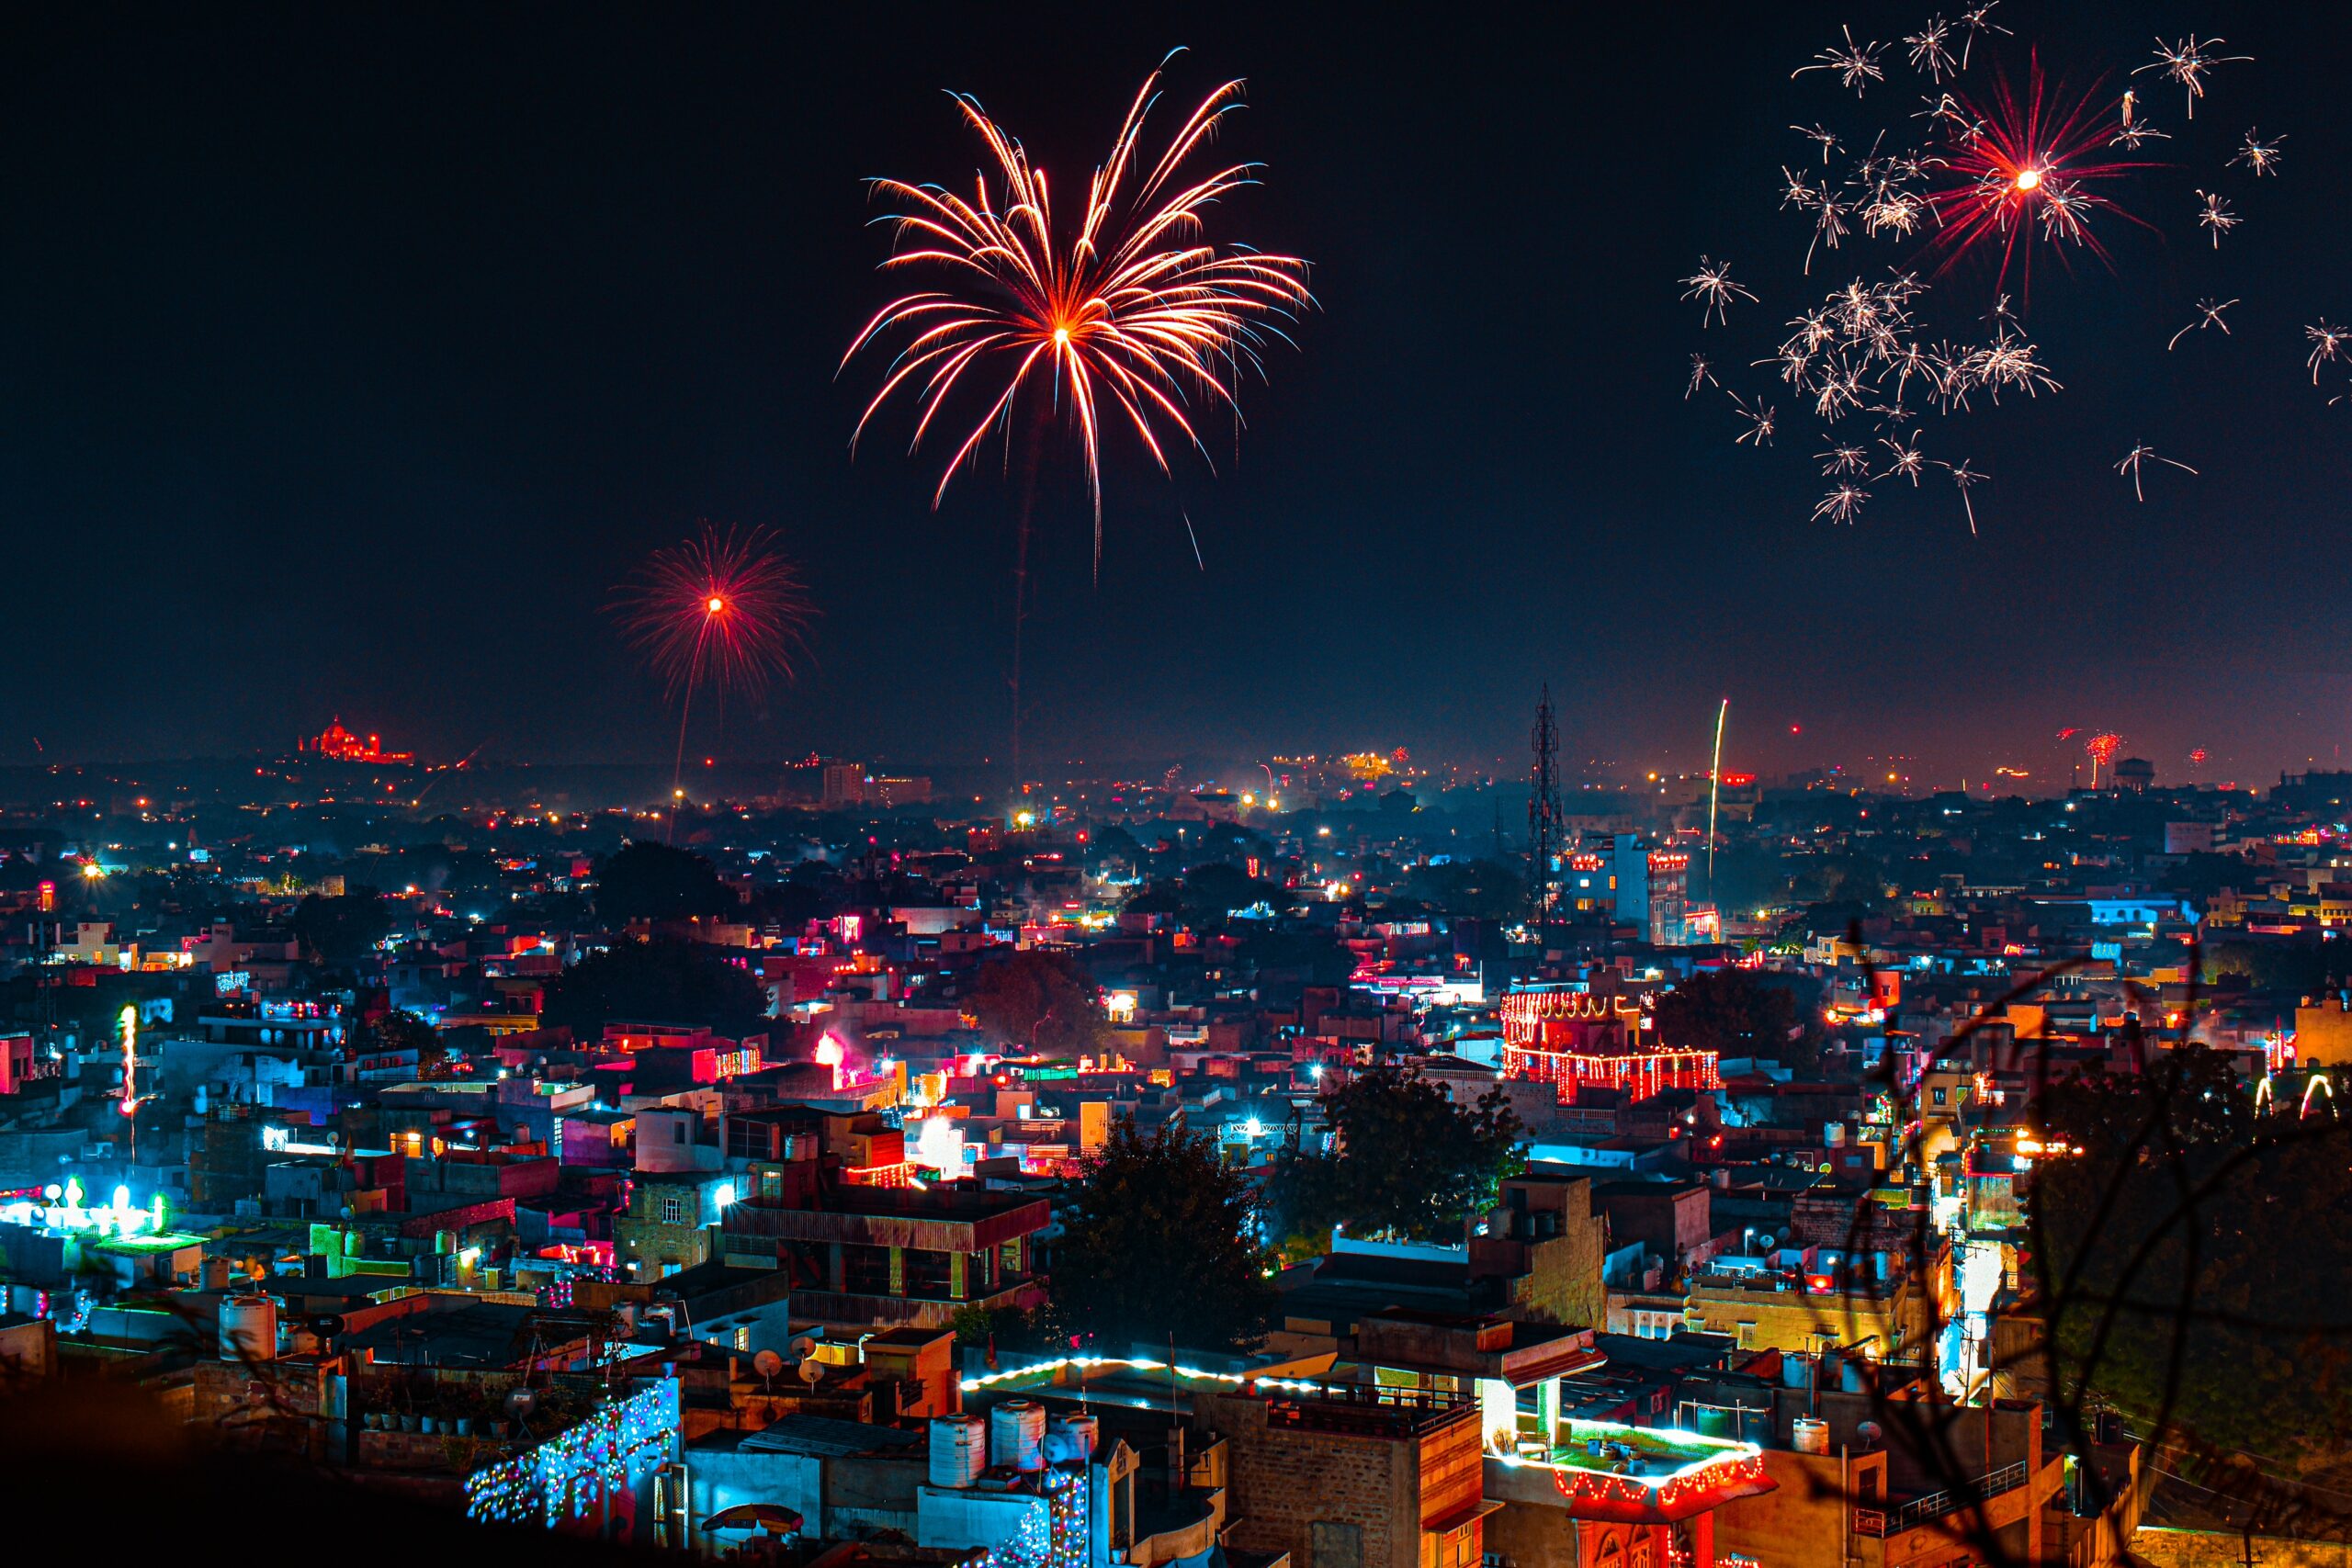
[1655,968,1822,1070]
[1276,1062,1524,1244]
[2033,1046,2352,1457]
[540,939,769,1040]
[290,887,391,969]
[1402,859,1527,923]
[593,842,736,926]
[1051,1117,1276,1353]
[967,950,1106,1055]
[364,1009,447,1077]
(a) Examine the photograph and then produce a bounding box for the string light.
[464,1382,680,1527]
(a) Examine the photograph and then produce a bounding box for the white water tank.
[990,1399,1046,1472]
[220,1292,277,1362]
[1045,1413,1099,1464]
[930,1414,989,1488]
[1792,1416,1831,1455]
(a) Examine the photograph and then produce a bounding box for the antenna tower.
[1528,685,1564,928]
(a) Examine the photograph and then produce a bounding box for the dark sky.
[5,2,2347,790]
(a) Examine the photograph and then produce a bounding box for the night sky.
[5,2,2347,789]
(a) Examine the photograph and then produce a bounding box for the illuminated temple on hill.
[300,717,413,763]
[1500,985,1723,1102]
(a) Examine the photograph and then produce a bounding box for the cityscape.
[4,6,2351,1568]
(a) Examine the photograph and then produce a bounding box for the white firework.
[1879,429,1928,485]
[1687,354,1718,399]
[1940,459,1987,535]
[2195,189,2239,247]
[1814,483,1871,525]
[1957,1,2010,69]
[1819,443,1871,476]
[2114,443,2197,502]
[1905,16,1958,81]
[2166,298,2237,352]
[2134,36,2252,118]
[1728,390,1778,446]
[2308,321,2348,386]
[1794,25,1887,96]
[2231,129,2286,176]
[1792,124,1845,164]
[2037,180,2092,244]
[1681,255,1758,326]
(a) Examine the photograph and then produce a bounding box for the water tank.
[990,1399,1046,1472]
[220,1292,277,1363]
[1045,1413,1100,1464]
[930,1414,988,1489]
[1792,1416,1831,1455]
[1693,1405,1733,1439]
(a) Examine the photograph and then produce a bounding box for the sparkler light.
[843,51,1315,572]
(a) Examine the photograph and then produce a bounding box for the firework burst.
[2114,443,2196,502]
[1917,63,2155,292]
[2133,36,2251,119]
[614,525,817,822]
[615,525,816,703]
[2166,297,2237,351]
[843,52,1315,571]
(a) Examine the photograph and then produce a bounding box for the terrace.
[1484,1418,1775,1523]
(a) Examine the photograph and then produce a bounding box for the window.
[673,1121,687,1144]
[658,1192,689,1225]
[1313,1521,1363,1568]
[1932,1087,1948,1106]
[1736,1322,1758,1349]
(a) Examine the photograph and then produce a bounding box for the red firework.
[614,524,815,703]
[1918,61,2157,293]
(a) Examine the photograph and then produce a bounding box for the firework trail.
[1940,458,1987,534]
[2114,443,2197,502]
[1879,429,1928,485]
[844,52,1315,574]
[2085,730,2124,786]
[2166,297,2238,351]
[1687,354,1718,399]
[1682,256,1758,326]
[1818,443,1870,476]
[2134,36,2251,119]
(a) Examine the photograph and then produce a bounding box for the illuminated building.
[1502,987,1722,1105]
[300,717,414,762]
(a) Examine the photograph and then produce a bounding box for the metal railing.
[1851,1461,2030,1537]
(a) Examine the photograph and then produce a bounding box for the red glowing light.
[613,524,815,702]
[1918,62,2159,293]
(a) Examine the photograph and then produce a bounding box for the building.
[718,1182,1049,1329]
[1501,987,1722,1106]
[1199,1382,1491,1568]
[300,718,413,763]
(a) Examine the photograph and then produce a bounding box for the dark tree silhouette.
[1052,1117,1276,1353]
[1274,1062,1524,1245]
[967,949,1106,1054]
[592,842,736,926]
[540,940,767,1040]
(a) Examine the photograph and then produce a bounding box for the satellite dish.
[797,1356,825,1386]
[753,1349,786,1387]
[504,1388,537,1419]
[1756,1234,1778,1251]
[1857,1421,1883,1450]
[788,1334,820,1359]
